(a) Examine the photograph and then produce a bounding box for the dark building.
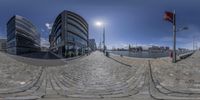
[41,47,49,52]
[49,10,89,57]
[7,15,40,55]
[89,39,96,51]
[0,39,7,52]
[129,45,143,52]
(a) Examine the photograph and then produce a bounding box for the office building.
[0,39,7,52]
[7,15,40,55]
[49,10,89,57]
[89,39,96,51]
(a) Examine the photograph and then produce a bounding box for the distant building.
[41,47,49,52]
[148,46,170,53]
[149,46,161,53]
[98,42,102,51]
[7,15,40,55]
[129,45,143,52]
[165,46,170,51]
[49,10,89,57]
[178,48,189,53]
[0,39,7,52]
[89,39,96,51]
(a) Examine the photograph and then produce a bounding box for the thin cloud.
[0,27,6,39]
[161,37,188,43]
[41,29,45,32]
[178,42,194,50]
[107,43,129,49]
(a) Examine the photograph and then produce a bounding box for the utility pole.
[99,36,102,51]
[172,10,176,63]
[164,10,188,62]
[103,25,106,53]
[193,36,195,51]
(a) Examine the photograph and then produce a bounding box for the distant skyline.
[0,0,200,49]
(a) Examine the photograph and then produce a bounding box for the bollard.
[106,51,109,57]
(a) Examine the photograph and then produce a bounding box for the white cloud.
[107,43,129,49]
[40,37,50,48]
[162,36,200,50]
[45,23,53,30]
[178,42,194,50]
[161,36,188,43]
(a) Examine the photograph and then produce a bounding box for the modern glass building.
[7,15,40,55]
[49,10,89,57]
[89,39,97,51]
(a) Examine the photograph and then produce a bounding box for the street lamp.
[173,26,188,61]
[176,26,188,32]
[164,11,188,63]
[95,21,106,53]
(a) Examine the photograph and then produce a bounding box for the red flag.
[164,11,174,23]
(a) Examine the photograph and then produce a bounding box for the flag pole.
[173,10,176,63]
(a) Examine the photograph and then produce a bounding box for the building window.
[56,36,61,45]
[67,24,87,40]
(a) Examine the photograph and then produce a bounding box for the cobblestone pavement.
[1,51,200,100]
[45,51,146,98]
[150,51,200,99]
[42,52,151,100]
[0,51,148,99]
[0,52,42,90]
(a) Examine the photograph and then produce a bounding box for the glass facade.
[0,39,7,52]
[89,39,97,51]
[7,15,40,55]
[49,10,88,57]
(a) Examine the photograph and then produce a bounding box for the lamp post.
[172,10,176,63]
[173,26,188,59]
[95,21,106,53]
[164,10,188,63]
[176,27,188,32]
[103,25,106,53]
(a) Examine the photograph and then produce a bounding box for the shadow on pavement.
[19,51,60,59]
[7,52,67,66]
[108,56,132,68]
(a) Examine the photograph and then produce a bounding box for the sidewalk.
[150,51,200,98]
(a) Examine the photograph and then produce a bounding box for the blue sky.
[0,0,200,49]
